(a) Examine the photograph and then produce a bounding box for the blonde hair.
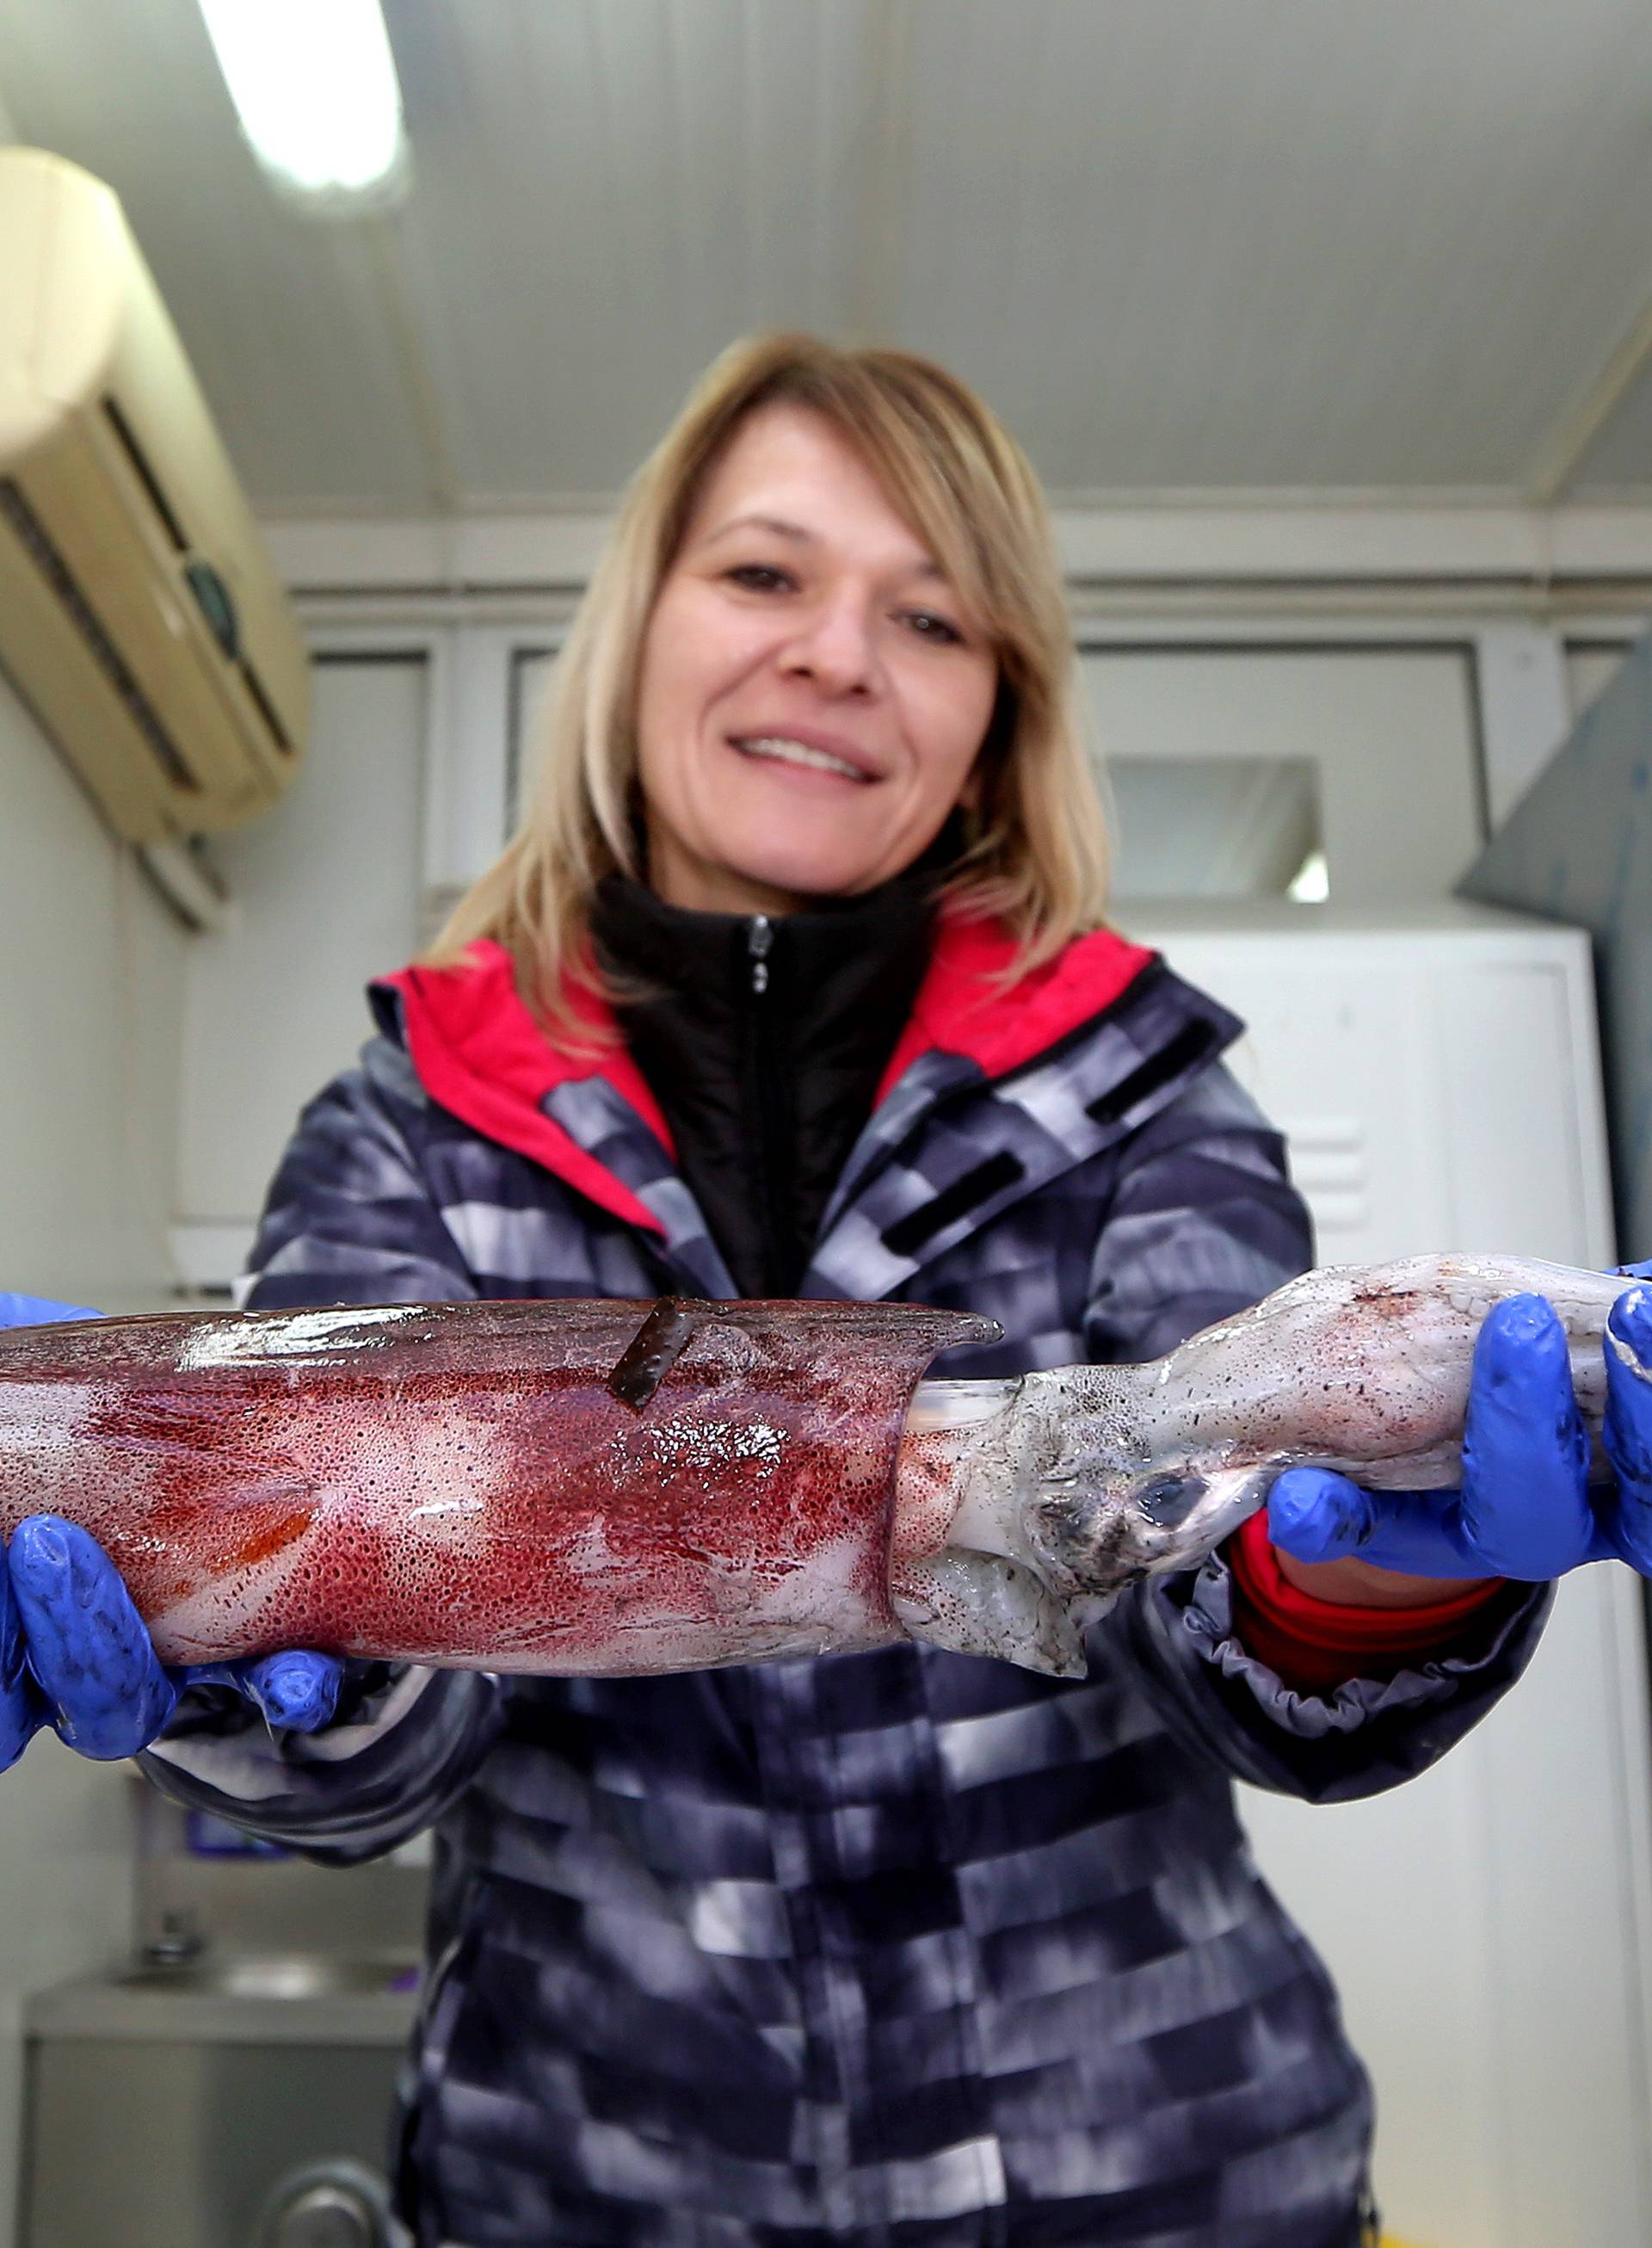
[426,332,1110,1026]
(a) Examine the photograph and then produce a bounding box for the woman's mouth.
[729,735,874,782]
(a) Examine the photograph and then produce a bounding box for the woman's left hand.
[1266,1278,1652,1596]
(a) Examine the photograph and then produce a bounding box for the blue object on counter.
[185,1807,288,1859]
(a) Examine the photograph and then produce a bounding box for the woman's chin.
[649,812,915,910]
[698,824,888,904]
[726,852,886,905]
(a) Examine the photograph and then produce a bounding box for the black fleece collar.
[589,872,936,1294]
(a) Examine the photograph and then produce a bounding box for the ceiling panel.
[887,0,1652,491]
[0,0,1649,510]
[382,0,878,502]
[1569,361,1652,497]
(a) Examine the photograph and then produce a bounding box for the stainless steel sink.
[113,1954,419,2001]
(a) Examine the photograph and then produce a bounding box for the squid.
[0,1255,1634,1682]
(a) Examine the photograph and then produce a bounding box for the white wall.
[0,682,188,1309]
[0,671,190,2248]
[173,652,428,1275]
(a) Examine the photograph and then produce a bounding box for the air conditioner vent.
[238,657,293,757]
[100,394,187,554]
[0,476,201,794]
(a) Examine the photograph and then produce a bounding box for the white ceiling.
[1,0,1649,516]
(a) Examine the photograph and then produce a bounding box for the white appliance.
[1129,901,1652,2248]
[0,147,310,847]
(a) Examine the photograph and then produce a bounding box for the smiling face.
[632,404,1001,915]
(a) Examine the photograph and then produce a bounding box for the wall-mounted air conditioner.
[0,146,310,844]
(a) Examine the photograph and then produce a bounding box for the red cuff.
[1226,1511,1508,1693]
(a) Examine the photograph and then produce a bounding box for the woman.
[4,335,1647,2248]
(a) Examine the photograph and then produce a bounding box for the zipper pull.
[747,914,773,996]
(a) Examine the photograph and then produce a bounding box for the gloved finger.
[1604,1283,1652,1573]
[0,1294,101,1329]
[241,1650,342,1731]
[1458,1294,1593,1578]
[8,1517,177,1759]
[1616,1260,1652,1282]
[1267,1466,1378,1561]
[0,1545,46,1772]
[186,1650,343,1732]
[1267,1467,1487,1575]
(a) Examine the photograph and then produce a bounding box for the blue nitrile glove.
[0,1293,102,1327]
[0,1294,343,1769]
[1267,1274,1652,1581]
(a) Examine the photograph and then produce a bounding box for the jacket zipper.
[745,915,790,1290]
[748,913,772,997]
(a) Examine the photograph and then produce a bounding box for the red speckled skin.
[0,1299,995,1673]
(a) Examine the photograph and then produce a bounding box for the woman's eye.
[903,610,965,646]
[725,564,794,593]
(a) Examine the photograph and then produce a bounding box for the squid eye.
[1131,1473,1209,1528]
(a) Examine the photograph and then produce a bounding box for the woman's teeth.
[733,736,867,781]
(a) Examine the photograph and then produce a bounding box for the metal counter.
[22,1960,418,2247]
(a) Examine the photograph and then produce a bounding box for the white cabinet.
[1126,902,1614,1269]
[1131,903,1652,2248]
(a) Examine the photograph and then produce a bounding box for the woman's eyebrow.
[700,511,945,579]
[703,512,815,546]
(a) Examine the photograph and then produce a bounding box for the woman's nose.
[780,599,882,696]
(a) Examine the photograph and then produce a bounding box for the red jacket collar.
[874,913,1155,1101]
[378,914,1156,1235]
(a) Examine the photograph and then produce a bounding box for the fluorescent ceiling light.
[198,0,411,216]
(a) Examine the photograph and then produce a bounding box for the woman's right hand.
[0,1294,344,1769]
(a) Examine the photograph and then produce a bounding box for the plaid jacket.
[144,917,1544,2248]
